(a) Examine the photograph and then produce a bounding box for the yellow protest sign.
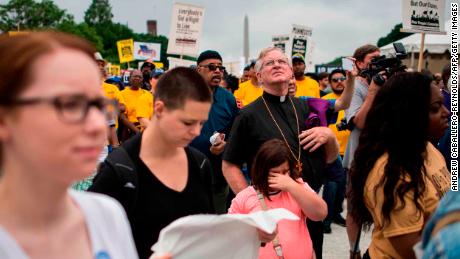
[153,62,164,69]
[109,65,121,76]
[116,39,134,63]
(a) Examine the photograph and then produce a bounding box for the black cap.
[141,60,156,70]
[197,50,222,64]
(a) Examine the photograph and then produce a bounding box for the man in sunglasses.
[191,50,239,214]
[321,69,350,234]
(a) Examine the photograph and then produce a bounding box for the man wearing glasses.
[190,50,239,214]
[321,69,350,234]
[223,47,339,259]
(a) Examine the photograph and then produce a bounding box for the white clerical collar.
[280,96,286,102]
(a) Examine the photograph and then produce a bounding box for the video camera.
[359,43,408,85]
[336,118,354,131]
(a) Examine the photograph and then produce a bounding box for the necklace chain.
[261,95,303,172]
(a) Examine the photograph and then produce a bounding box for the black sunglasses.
[200,64,226,71]
[331,77,346,83]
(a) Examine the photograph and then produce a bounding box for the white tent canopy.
[380,33,449,56]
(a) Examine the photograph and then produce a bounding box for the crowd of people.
[0,31,455,259]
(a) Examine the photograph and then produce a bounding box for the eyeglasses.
[331,77,347,83]
[200,64,226,71]
[7,94,116,124]
[262,59,289,68]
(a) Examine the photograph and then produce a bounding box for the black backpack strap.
[103,147,139,214]
[188,147,215,212]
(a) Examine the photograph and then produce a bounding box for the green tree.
[95,22,135,64]
[377,23,413,47]
[57,21,103,51]
[84,0,113,26]
[0,0,73,32]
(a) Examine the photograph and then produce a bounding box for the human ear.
[154,101,165,118]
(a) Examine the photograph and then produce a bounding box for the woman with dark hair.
[0,32,137,258]
[229,139,327,259]
[348,72,450,259]
[90,67,215,259]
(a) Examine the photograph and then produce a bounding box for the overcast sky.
[50,0,452,66]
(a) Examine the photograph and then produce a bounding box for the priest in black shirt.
[222,47,339,259]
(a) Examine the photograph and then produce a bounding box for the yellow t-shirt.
[120,87,151,123]
[365,142,450,259]
[295,77,320,98]
[102,82,125,129]
[322,92,350,155]
[233,80,263,107]
[136,91,154,120]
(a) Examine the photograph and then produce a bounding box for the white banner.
[289,24,313,59]
[402,0,446,33]
[134,42,161,61]
[167,2,205,57]
[167,57,196,69]
[272,34,290,54]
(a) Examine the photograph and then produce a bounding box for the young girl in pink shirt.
[229,139,327,259]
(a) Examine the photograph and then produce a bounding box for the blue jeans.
[322,157,346,225]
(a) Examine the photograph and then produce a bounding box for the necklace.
[262,95,302,172]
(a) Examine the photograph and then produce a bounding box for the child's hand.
[268,172,297,192]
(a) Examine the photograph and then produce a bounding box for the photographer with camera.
[343,44,381,259]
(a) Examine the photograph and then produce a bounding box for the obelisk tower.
[244,15,249,63]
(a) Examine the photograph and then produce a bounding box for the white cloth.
[151,208,298,259]
[0,191,138,259]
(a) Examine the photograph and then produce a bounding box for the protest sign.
[167,2,205,57]
[402,0,446,33]
[116,39,134,63]
[290,24,313,59]
[167,57,196,69]
[134,42,161,61]
[272,34,290,54]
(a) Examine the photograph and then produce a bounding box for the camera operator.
[343,44,381,259]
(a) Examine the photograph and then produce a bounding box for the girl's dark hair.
[154,67,212,109]
[349,72,432,230]
[251,139,301,200]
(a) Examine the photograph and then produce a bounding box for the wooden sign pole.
[417,32,426,72]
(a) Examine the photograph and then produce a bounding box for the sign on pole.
[167,2,205,57]
[290,24,313,59]
[401,0,446,71]
[134,42,161,61]
[167,57,196,69]
[116,39,134,63]
[109,64,121,76]
[272,35,290,54]
[402,0,446,33]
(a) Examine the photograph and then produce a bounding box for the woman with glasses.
[0,32,137,258]
[348,72,450,259]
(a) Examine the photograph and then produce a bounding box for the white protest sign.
[290,24,313,59]
[167,57,196,69]
[167,2,205,57]
[402,0,446,33]
[134,42,161,61]
[272,34,290,54]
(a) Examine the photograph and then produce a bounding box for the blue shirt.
[189,86,239,186]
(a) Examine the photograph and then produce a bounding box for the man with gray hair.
[223,46,339,259]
